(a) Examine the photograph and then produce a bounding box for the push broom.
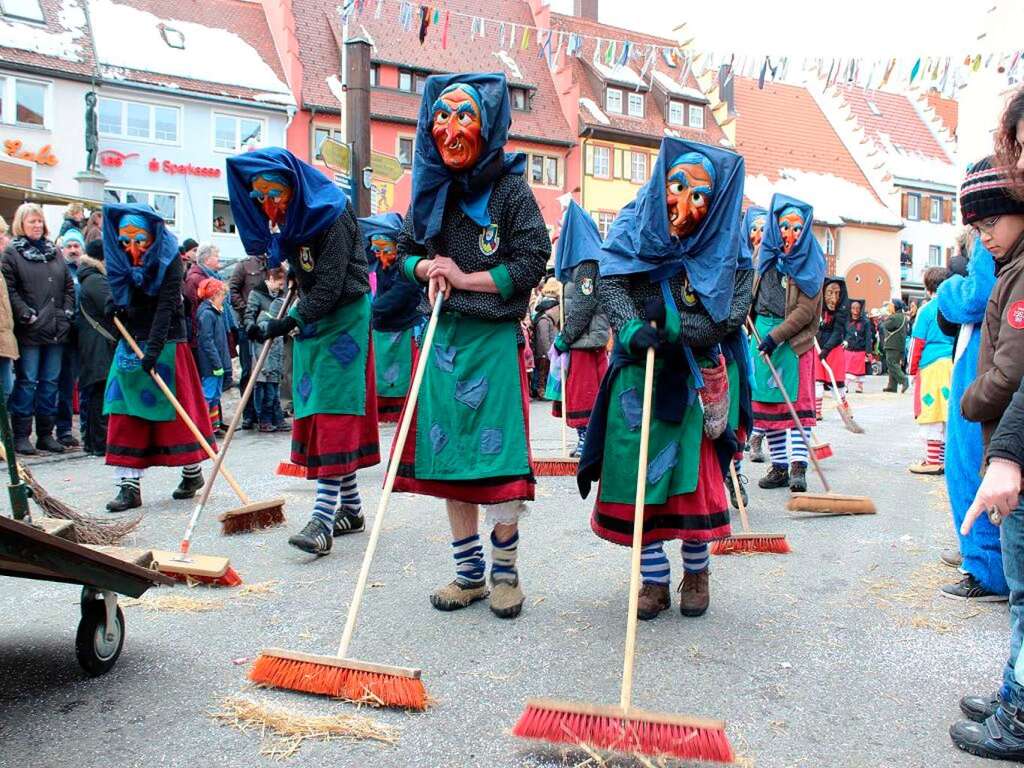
[535,284,578,477]
[113,318,244,586]
[247,295,446,711]
[514,329,734,763]
[814,339,864,434]
[744,320,875,516]
[711,461,790,555]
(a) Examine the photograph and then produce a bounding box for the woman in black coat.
[76,239,115,455]
[1,203,75,455]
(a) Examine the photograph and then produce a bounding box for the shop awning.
[0,182,102,209]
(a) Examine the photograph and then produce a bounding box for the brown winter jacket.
[751,274,823,356]
[961,232,1024,452]
[229,254,267,319]
[0,270,18,359]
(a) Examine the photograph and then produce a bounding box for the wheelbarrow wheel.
[75,601,125,677]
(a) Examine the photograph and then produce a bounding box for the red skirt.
[392,348,535,505]
[591,436,730,546]
[377,396,404,423]
[551,347,608,428]
[845,349,868,376]
[106,344,215,469]
[290,342,381,479]
[815,344,846,384]
[752,348,816,430]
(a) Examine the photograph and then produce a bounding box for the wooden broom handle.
[745,318,830,493]
[620,331,656,712]
[337,294,444,658]
[559,290,569,457]
[728,460,751,534]
[112,317,249,504]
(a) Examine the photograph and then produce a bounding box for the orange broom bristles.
[710,534,791,555]
[249,652,428,711]
[533,458,578,477]
[276,461,307,478]
[513,700,733,763]
[220,505,286,535]
[811,442,833,461]
[164,565,243,587]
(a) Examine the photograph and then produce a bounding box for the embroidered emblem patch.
[299,246,315,272]
[580,277,595,296]
[479,224,500,256]
[780,275,789,290]
[1008,300,1024,330]
[681,277,698,307]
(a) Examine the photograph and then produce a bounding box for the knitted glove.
[245,323,261,341]
[757,334,778,355]
[629,324,661,353]
[258,316,298,341]
[141,353,158,374]
[642,296,666,328]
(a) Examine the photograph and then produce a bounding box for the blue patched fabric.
[430,422,449,454]
[329,332,359,367]
[383,362,400,385]
[297,322,319,340]
[105,379,124,403]
[455,377,489,410]
[155,363,173,383]
[298,373,313,402]
[139,389,157,408]
[619,387,642,432]
[647,441,679,486]
[480,427,503,455]
[434,345,456,373]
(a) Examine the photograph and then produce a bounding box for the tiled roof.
[925,91,958,138]
[548,12,725,146]
[292,0,575,145]
[0,0,95,78]
[836,85,951,162]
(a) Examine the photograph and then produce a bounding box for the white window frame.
[825,228,835,256]
[98,95,180,146]
[592,145,611,178]
[929,197,942,223]
[0,75,51,128]
[104,186,179,230]
[397,135,414,168]
[907,193,921,220]
[211,196,236,237]
[212,111,266,154]
[928,244,943,266]
[687,104,704,129]
[311,123,343,163]
[605,87,623,115]
[595,211,615,238]
[627,92,644,118]
[668,100,684,126]
[0,0,44,23]
[527,153,559,188]
[630,151,647,184]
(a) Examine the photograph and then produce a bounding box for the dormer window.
[510,86,529,111]
[668,101,685,126]
[687,104,704,129]
[158,23,185,50]
[627,92,644,118]
[605,87,623,115]
[0,0,44,22]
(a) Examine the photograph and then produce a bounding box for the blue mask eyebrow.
[431,97,451,114]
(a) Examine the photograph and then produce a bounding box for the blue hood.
[757,193,825,298]
[739,206,767,271]
[409,72,527,244]
[358,212,404,273]
[554,200,602,281]
[599,138,745,323]
[226,147,348,269]
[103,203,179,308]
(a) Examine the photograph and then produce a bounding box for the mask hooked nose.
[125,240,147,265]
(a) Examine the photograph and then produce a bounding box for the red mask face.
[370,236,398,270]
[749,215,766,255]
[431,86,483,172]
[251,177,292,227]
[778,211,805,254]
[665,162,714,238]
[118,224,153,266]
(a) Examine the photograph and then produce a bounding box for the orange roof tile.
[836,85,951,162]
[926,91,959,138]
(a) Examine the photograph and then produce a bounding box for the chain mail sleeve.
[294,210,360,325]
[561,260,599,344]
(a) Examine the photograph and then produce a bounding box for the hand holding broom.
[814,339,864,434]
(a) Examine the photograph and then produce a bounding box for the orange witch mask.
[117,215,153,266]
[665,152,715,239]
[749,214,766,255]
[370,235,398,270]
[431,84,484,172]
[778,207,805,255]
[250,173,293,227]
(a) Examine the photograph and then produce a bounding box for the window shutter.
[924,195,933,220]
[584,144,593,176]
[901,192,909,218]
[943,198,953,224]
[613,149,622,179]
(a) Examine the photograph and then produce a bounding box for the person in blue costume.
[743,207,770,465]
[226,147,379,558]
[578,137,747,621]
[550,199,610,457]
[358,212,424,423]
[936,236,1007,599]
[393,73,550,620]
[102,204,214,512]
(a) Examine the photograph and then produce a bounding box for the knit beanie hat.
[198,277,225,301]
[960,156,1024,224]
[61,228,85,247]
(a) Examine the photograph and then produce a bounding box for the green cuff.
[489,264,515,301]
[404,256,425,284]
[554,334,570,353]
[618,318,645,352]
[663,305,681,343]
[287,304,306,331]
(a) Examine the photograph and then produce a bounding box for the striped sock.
[789,428,809,463]
[766,429,789,467]
[118,476,141,492]
[114,466,143,481]
[210,403,221,426]
[490,529,519,585]
[311,477,341,533]
[682,540,710,574]
[337,472,361,514]
[182,464,201,479]
[926,439,944,465]
[453,534,485,586]
[640,541,671,585]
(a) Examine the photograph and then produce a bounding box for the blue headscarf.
[358,212,404,273]
[739,206,767,271]
[409,72,527,244]
[757,193,825,298]
[226,147,348,269]
[599,138,745,323]
[554,200,602,281]
[103,203,179,308]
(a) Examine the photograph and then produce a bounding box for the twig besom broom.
[711,461,790,555]
[744,319,875,516]
[248,295,446,711]
[535,284,578,477]
[514,334,734,763]
[814,339,864,435]
[112,318,242,586]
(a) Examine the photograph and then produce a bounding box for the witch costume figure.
[813,276,849,420]
[359,212,423,423]
[393,73,549,620]
[577,137,747,621]
[102,203,214,512]
[226,147,380,557]
[749,193,825,495]
[550,199,610,457]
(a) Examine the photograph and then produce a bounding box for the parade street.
[0,380,1005,768]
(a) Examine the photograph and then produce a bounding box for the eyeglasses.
[973,215,1001,235]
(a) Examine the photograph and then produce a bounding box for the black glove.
[642,296,666,328]
[109,305,134,323]
[245,323,261,341]
[141,353,158,374]
[629,324,661,353]
[757,335,778,355]
[819,346,831,360]
[258,316,298,340]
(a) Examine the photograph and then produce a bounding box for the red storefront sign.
[148,158,221,178]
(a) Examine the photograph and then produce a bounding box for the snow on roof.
[254,92,297,106]
[0,0,85,62]
[592,61,648,91]
[579,97,610,126]
[745,169,903,229]
[88,0,290,96]
[874,132,959,188]
[651,71,707,103]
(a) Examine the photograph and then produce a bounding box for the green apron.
[750,315,799,404]
[102,340,178,422]
[598,361,704,506]
[289,296,370,420]
[414,313,528,481]
[373,327,413,399]
[727,359,741,431]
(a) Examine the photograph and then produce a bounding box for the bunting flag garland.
[758,57,768,89]
[418,5,430,45]
[498,22,505,48]
[616,40,630,67]
[662,47,678,68]
[520,24,530,50]
[441,10,449,49]
[374,0,383,19]
[592,38,602,68]
[639,45,656,82]
[604,39,615,66]
[909,57,921,83]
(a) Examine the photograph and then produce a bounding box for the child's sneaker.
[258,423,276,433]
[288,520,332,556]
[332,509,365,536]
